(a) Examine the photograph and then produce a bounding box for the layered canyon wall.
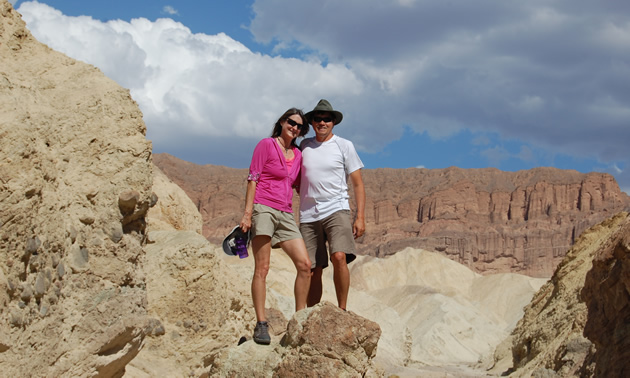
[154,154,630,277]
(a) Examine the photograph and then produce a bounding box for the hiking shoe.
[253,321,271,345]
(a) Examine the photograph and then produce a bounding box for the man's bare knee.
[331,252,346,266]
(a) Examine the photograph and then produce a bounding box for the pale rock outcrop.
[1,1,153,376]
[348,248,546,373]
[220,245,545,376]
[125,230,256,377]
[153,154,630,278]
[147,164,203,234]
[582,213,630,378]
[507,212,630,377]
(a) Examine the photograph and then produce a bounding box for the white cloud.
[162,6,179,16]
[17,1,363,165]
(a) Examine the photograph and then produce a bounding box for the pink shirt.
[248,138,301,213]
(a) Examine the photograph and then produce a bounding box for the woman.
[240,108,312,345]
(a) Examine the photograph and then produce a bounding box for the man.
[299,99,366,310]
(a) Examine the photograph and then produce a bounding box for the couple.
[239,99,366,345]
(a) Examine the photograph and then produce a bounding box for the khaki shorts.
[299,210,357,269]
[251,203,302,248]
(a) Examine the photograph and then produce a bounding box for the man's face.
[311,111,335,142]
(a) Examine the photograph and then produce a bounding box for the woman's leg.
[278,238,312,311]
[252,235,272,322]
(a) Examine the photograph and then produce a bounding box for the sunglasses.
[313,116,333,123]
[286,118,304,129]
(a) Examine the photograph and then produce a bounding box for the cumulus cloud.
[18,1,363,166]
[15,0,630,192]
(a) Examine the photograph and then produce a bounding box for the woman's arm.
[240,180,257,232]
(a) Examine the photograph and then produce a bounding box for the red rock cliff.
[154,154,630,277]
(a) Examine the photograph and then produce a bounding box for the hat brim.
[305,110,343,125]
[222,225,249,256]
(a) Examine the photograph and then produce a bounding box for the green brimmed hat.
[305,99,343,125]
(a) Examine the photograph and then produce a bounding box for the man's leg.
[307,267,323,307]
[330,251,350,310]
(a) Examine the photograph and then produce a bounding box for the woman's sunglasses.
[287,118,305,129]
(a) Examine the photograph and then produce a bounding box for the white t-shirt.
[299,135,364,223]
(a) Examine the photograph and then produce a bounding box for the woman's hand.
[240,212,252,233]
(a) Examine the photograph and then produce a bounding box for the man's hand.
[353,218,365,239]
[349,169,366,239]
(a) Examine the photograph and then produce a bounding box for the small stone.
[119,190,140,214]
[68,244,89,272]
[79,214,95,225]
[20,284,33,301]
[80,247,89,263]
[150,192,158,207]
[67,225,77,243]
[39,303,49,317]
[25,236,41,254]
[106,223,124,243]
[9,311,23,327]
[34,273,47,298]
[57,261,65,279]
[51,253,60,268]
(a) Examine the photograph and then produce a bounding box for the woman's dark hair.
[270,108,309,147]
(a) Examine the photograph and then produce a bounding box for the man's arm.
[349,169,365,239]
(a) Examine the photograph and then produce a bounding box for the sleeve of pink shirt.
[247,139,269,182]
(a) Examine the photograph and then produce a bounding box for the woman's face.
[281,114,304,140]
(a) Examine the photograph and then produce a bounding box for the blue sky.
[9,0,630,193]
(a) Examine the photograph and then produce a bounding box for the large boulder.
[206,301,382,377]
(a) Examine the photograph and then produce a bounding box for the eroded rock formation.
[507,212,629,377]
[1,1,153,375]
[154,153,630,277]
[582,214,630,378]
